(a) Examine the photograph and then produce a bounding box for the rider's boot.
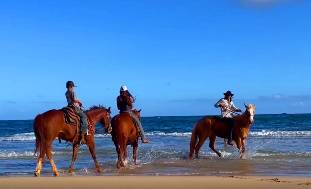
[227,128,234,146]
[80,134,86,144]
[142,138,149,143]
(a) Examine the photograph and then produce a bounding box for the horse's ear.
[108,107,111,113]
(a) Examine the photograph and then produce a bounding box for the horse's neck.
[87,110,105,124]
[236,112,252,128]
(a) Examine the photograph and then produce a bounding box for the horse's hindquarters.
[112,114,139,168]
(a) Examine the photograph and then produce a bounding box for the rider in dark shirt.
[117,85,148,143]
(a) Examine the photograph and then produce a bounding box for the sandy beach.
[0,176,310,189]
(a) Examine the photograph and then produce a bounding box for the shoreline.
[0,176,310,189]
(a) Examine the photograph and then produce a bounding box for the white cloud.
[291,101,305,107]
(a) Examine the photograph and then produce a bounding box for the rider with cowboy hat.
[215,90,242,145]
[117,85,149,143]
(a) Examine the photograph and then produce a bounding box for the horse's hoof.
[117,163,121,169]
[34,171,40,177]
[124,159,128,166]
[68,169,74,174]
[54,172,60,177]
[116,161,124,169]
[117,162,122,169]
[188,155,194,160]
[96,166,103,173]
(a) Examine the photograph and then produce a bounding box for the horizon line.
[1,112,310,121]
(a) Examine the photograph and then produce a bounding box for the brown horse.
[33,106,112,176]
[189,104,256,159]
[111,109,142,169]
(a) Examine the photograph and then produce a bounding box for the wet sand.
[0,176,310,189]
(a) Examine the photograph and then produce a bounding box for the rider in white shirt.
[214,91,241,145]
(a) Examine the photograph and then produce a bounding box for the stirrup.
[227,140,234,146]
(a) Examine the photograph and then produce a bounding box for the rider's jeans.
[127,111,146,141]
[75,107,88,135]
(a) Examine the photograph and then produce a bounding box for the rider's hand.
[219,104,226,109]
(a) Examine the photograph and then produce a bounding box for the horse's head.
[132,109,142,120]
[244,104,256,124]
[102,107,112,133]
[88,106,112,133]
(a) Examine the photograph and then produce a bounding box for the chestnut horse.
[33,106,112,176]
[189,104,256,159]
[111,109,142,169]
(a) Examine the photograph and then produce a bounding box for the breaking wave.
[1,130,310,141]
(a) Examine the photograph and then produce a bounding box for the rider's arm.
[214,99,225,108]
[117,96,122,110]
[127,91,135,103]
[129,96,134,104]
[126,96,133,107]
[72,92,82,106]
[231,102,241,112]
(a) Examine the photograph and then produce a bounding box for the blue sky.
[0,0,311,119]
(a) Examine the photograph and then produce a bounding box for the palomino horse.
[189,104,256,159]
[33,106,112,176]
[111,109,142,169]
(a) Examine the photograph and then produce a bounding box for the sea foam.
[1,130,311,141]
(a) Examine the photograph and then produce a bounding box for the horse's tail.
[189,123,198,160]
[33,115,43,156]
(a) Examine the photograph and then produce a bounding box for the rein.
[242,111,254,125]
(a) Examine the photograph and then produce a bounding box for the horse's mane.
[87,105,108,112]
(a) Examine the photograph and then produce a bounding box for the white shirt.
[214,98,240,118]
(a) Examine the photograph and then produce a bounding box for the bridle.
[245,108,255,124]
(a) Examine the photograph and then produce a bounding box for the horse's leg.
[114,141,122,169]
[115,139,126,169]
[122,143,128,166]
[124,146,128,163]
[87,136,102,173]
[209,135,222,157]
[133,141,138,165]
[194,135,208,158]
[46,143,59,176]
[235,138,243,158]
[34,147,46,176]
[224,139,228,147]
[114,139,123,169]
[68,142,80,174]
[241,139,246,153]
[240,138,246,159]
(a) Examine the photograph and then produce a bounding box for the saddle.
[61,106,95,135]
[115,112,141,134]
[62,106,80,126]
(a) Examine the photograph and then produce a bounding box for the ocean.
[0,114,310,177]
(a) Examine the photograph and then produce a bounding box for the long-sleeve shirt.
[65,90,81,108]
[117,95,134,112]
[214,98,240,118]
